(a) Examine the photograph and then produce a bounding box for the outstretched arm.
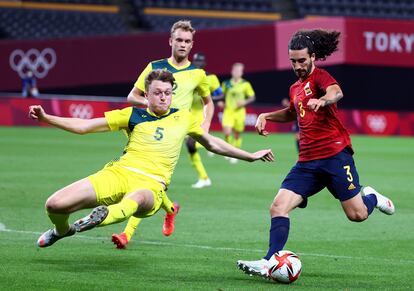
[28,105,110,134]
[191,132,274,162]
[255,107,296,136]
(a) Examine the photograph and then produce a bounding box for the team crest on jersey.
[304,81,312,96]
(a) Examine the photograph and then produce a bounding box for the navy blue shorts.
[281,147,361,208]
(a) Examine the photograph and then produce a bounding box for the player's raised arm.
[255,108,296,136]
[127,87,148,106]
[28,105,110,134]
[191,132,274,162]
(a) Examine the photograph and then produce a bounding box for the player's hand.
[255,113,269,136]
[217,101,224,109]
[250,149,274,162]
[307,98,326,112]
[28,105,47,121]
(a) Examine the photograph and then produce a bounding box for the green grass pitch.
[0,126,413,290]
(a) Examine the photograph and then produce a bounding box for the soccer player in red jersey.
[237,29,395,278]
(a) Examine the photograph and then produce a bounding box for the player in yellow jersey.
[188,53,223,188]
[219,63,256,164]
[112,20,215,248]
[31,69,274,248]
[127,20,214,125]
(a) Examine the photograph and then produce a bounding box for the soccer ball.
[268,250,302,283]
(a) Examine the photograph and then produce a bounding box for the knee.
[346,210,368,222]
[269,200,288,217]
[269,190,302,217]
[45,193,63,213]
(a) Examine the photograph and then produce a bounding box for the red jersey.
[289,67,352,162]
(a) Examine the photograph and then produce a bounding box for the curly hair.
[288,29,340,61]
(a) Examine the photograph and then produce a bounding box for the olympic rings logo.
[9,48,57,79]
[69,104,94,119]
[366,114,387,133]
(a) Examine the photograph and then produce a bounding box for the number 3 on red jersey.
[298,101,305,118]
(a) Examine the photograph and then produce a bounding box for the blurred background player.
[237,29,395,279]
[188,52,223,188]
[112,20,214,248]
[281,97,299,152]
[21,69,39,98]
[218,63,255,163]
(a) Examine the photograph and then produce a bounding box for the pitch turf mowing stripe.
[2,226,413,265]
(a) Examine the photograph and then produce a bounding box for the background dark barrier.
[2,17,414,110]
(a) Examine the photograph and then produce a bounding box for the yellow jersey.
[191,73,221,112]
[104,107,204,186]
[222,79,255,111]
[134,59,210,111]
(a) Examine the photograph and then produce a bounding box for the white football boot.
[237,258,272,279]
[363,186,395,215]
[191,178,212,189]
[37,225,76,248]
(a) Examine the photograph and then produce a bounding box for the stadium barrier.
[2,96,413,136]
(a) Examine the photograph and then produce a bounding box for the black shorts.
[281,147,361,208]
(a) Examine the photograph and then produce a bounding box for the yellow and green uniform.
[88,106,204,218]
[221,78,255,133]
[119,58,210,239]
[191,73,221,123]
[135,58,210,111]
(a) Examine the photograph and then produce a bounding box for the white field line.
[1,225,413,264]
